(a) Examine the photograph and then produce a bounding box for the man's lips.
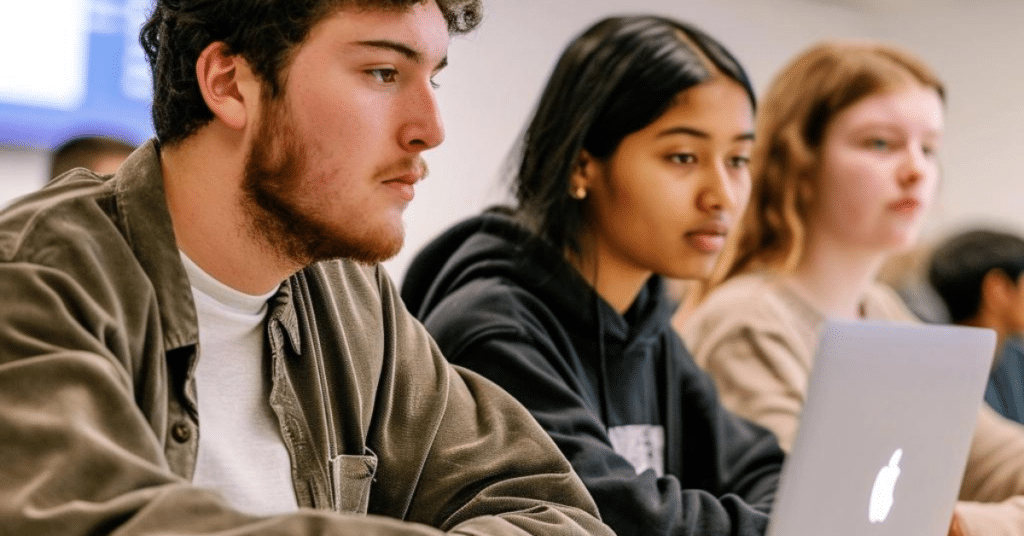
[382,162,427,203]
[384,174,418,202]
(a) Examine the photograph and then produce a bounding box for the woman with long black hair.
[402,15,783,536]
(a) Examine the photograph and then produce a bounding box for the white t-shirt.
[181,251,299,515]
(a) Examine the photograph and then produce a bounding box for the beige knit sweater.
[684,271,1024,536]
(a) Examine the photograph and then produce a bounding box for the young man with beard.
[0,1,612,536]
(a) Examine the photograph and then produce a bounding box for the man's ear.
[981,268,1015,313]
[195,42,261,131]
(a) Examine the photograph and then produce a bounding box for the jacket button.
[171,421,192,443]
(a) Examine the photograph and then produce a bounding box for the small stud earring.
[571,186,587,200]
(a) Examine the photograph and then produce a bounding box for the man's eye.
[368,68,398,84]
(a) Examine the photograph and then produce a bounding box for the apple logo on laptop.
[869,448,903,523]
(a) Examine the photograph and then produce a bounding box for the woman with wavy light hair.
[685,41,1024,536]
[718,41,942,279]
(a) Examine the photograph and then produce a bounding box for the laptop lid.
[767,320,996,536]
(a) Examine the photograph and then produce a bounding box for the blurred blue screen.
[0,0,153,149]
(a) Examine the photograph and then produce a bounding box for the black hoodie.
[402,211,784,536]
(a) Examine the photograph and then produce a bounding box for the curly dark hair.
[140,0,482,146]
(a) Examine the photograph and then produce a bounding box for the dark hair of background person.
[140,0,483,147]
[50,136,137,179]
[928,229,1024,324]
[509,15,756,258]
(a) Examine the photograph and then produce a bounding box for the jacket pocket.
[328,448,377,514]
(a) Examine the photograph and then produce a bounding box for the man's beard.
[241,98,405,267]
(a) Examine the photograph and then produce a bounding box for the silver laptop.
[767,319,996,536]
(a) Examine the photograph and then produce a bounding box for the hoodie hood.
[401,210,676,347]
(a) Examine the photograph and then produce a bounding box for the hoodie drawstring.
[593,290,612,425]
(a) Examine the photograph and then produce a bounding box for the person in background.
[873,241,952,323]
[929,228,1024,424]
[0,1,614,535]
[50,135,137,178]
[402,15,784,536]
[683,40,1024,536]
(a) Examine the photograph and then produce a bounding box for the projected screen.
[0,0,153,149]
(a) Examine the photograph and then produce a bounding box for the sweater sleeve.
[431,319,777,536]
[955,405,1024,536]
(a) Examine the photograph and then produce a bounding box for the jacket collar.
[112,139,199,352]
[271,277,303,355]
[111,139,313,358]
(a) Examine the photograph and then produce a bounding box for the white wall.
[2,0,1021,282]
[0,146,49,209]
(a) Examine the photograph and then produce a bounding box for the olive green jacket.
[0,141,611,536]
